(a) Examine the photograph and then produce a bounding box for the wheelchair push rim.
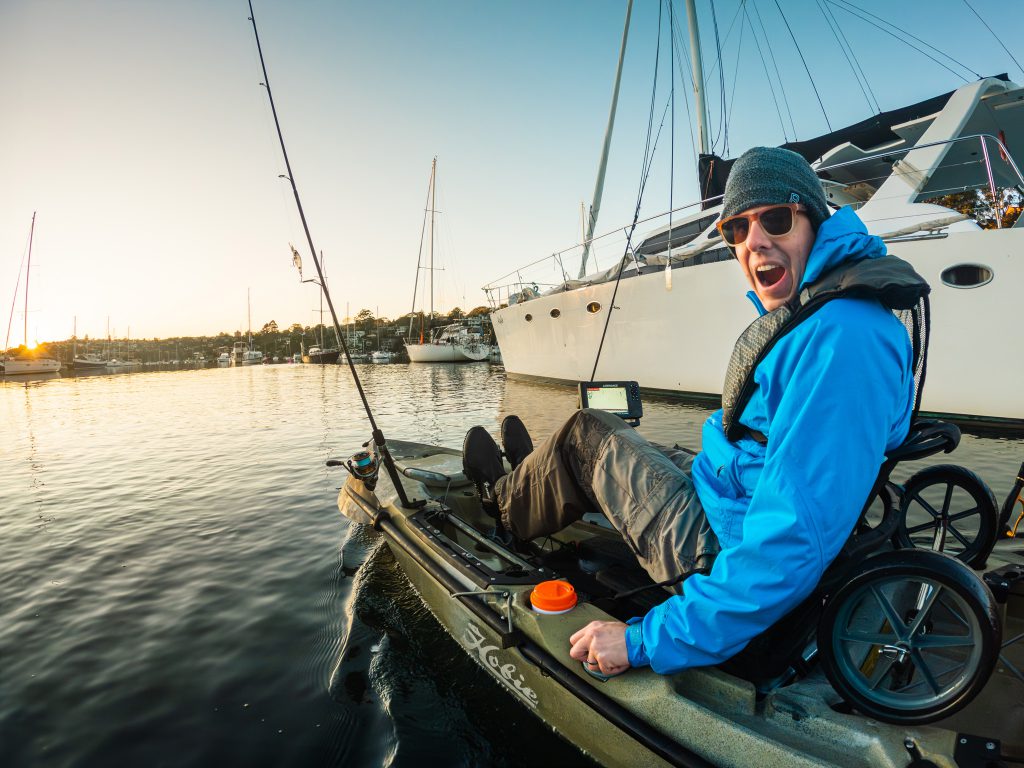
[820,551,1000,724]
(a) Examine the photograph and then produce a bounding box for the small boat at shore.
[302,345,341,365]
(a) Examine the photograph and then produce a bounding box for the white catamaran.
[485,2,1024,430]
[2,212,61,376]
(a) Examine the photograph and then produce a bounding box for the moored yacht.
[487,64,1024,429]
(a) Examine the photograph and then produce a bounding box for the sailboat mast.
[24,212,36,348]
[578,0,632,279]
[429,157,436,326]
[407,160,434,341]
[247,288,252,349]
[684,0,709,156]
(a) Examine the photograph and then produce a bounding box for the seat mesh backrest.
[896,295,930,419]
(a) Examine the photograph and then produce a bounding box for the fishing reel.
[344,447,380,490]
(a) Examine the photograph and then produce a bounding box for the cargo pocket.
[591,429,683,560]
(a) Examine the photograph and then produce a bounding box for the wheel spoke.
[909,649,942,695]
[867,654,898,690]
[907,585,941,636]
[947,525,972,548]
[895,658,965,694]
[941,483,955,517]
[907,521,937,535]
[908,492,941,520]
[914,634,975,649]
[948,507,979,523]
[839,631,898,645]
[938,595,971,630]
[870,585,909,639]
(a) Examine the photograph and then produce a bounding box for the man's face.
[732,205,815,311]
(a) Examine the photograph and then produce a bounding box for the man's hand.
[569,620,631,677]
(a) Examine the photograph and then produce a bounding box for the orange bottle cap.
[530,580,577,614]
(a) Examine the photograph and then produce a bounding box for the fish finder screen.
[585,386,628,412]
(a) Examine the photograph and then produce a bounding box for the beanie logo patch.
[789,192,800,203]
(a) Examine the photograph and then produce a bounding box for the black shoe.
[500,415,533,470]
[463,426,506,514]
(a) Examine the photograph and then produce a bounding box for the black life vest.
[720,254,931,442]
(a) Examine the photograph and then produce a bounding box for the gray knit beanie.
[720,146,830,231]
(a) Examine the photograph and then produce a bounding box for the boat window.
[524,314,533,322]
[550,309,561,318]
[940,264,993,288]
[586,302,601,313]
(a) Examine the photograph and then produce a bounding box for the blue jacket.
[625,207,916,672]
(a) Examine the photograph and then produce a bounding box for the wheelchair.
[723,419,1007,725]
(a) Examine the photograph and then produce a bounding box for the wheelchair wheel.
[895,464,998,569]
[818,549,1000,725]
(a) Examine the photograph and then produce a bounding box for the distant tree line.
[9,306,492,361]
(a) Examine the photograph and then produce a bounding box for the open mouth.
[755,264,786,288]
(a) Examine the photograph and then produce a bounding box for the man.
[464,146,927,677]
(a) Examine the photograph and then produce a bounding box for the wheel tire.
[818,549,1001,725]
[895,464,998,569]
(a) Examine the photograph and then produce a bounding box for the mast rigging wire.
[742,6,790,143]
[246,0,416,509]
[709,0,727,153]
[826,0,977,82]
[751,0,798,140]
[820,0,880,113]
[725,10,746,157]
[773,0,833,132]
[961,0,1024,78]
[668,25,697,167]
[816,0,877,114]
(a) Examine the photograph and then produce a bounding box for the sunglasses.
[716,203,804,246]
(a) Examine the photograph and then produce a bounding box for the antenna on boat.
[247,0,418,509]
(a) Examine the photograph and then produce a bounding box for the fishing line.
[590,0,668,380]
[246,0,417,509]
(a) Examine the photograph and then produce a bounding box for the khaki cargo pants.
[496,409,720,585]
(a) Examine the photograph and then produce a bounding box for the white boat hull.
[3,358,62,375]
[406,342,489,363]
[492,227,1024,428]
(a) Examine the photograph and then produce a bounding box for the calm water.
[2,363,1021,767]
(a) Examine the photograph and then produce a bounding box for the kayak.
[337,438,1024,768]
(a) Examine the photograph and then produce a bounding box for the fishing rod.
[247,0,418,509]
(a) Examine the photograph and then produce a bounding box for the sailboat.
[405,158,490,363]
[234,289,264,365]
[2,212,61,376]
[486,2,1024,430]
[302,260,341,364]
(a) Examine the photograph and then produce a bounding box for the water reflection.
[0,362,1021,768]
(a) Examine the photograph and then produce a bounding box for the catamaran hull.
[492,227,1024,429]
[2,358,61,375]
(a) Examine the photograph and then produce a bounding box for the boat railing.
[483,133,1022,309]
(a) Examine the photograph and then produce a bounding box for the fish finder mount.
[577,381,643,427]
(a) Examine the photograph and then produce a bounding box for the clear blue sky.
[1,0,1020,343]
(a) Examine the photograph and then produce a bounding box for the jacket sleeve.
[626,300,913,672]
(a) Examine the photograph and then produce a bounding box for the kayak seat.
[721,419,1003,725]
